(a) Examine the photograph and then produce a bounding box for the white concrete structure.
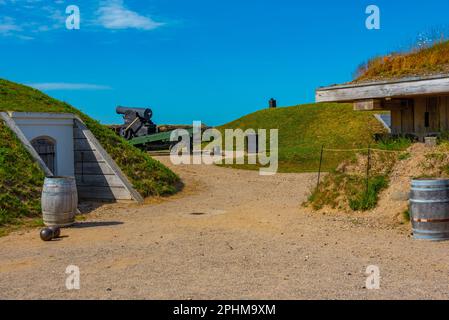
[0,111,144,203]
[9,112,75,177]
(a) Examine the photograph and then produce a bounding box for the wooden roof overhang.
[315,74,449,103]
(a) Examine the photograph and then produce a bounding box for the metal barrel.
[410,178,449,241]
[116,106,152,120]
[42,177,78,228]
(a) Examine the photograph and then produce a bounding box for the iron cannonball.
[40,228,54,241]
[49,227,61,238]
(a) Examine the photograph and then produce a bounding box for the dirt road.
[1,157,449,299]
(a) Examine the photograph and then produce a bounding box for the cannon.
[114,106,198,151]
[116,106,158,140]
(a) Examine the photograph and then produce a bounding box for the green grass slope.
[0,79,180,228]
[0,122,44,227]
[219,103,387,172]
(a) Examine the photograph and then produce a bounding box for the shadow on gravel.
[72,221,124,229]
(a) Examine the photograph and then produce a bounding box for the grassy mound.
[355,40,449,82]
[0,122,44,227]
[307,137,412,212]
[218,103,387,172]
[0,79,180,228]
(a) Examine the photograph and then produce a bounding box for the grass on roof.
[355,40,449,82]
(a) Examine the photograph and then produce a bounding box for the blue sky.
[1,0,449,125]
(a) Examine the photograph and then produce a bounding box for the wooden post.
[317,145,324,189]
[366,145,371,197]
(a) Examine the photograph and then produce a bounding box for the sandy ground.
[1,156,449,300]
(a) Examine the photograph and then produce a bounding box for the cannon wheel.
[119,127,134,140]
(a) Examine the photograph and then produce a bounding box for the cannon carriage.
[115,106,194,151]
[116,106,158,140]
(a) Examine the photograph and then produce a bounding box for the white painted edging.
[374,114,392,133]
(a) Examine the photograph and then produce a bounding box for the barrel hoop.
[42,192,76,196]
[44,185,74,188]
[412,180,449,187]
[411,187,449,191]
[413,217,449,223]
[410,199,449,204]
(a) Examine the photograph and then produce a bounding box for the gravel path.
[1,156,449,300]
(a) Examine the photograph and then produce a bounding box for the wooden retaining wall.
[385,96,449,137]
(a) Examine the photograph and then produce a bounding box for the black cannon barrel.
[116,106,153,120]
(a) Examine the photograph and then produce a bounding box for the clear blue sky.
[1,0,449,125]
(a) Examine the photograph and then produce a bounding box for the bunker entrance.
[31,137,56,175]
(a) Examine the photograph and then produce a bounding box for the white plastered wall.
[8,112,75,177]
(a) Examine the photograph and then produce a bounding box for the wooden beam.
[316,75,449,103]
[381,99,406,109]
[353,99,383,111]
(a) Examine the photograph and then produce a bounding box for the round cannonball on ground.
[49,226,61,238]
[40,228,54,241]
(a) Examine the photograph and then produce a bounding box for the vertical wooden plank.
[439,97,446,131]
[414,97,426,135]
[402,100,415,134]
[442,97,449,131]
[390,108,402,134]
[428,97,439,132]
[444,96,449,130]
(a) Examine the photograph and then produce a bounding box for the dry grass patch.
[355,40,449,82]
[307,137,411,212]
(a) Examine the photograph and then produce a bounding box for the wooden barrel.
[410,178,449,241]
[42,177,78,227]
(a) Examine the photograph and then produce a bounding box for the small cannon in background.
[116,106,158,140]
[113,106,198,151]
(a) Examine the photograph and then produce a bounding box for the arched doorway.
[31,137,56,175]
